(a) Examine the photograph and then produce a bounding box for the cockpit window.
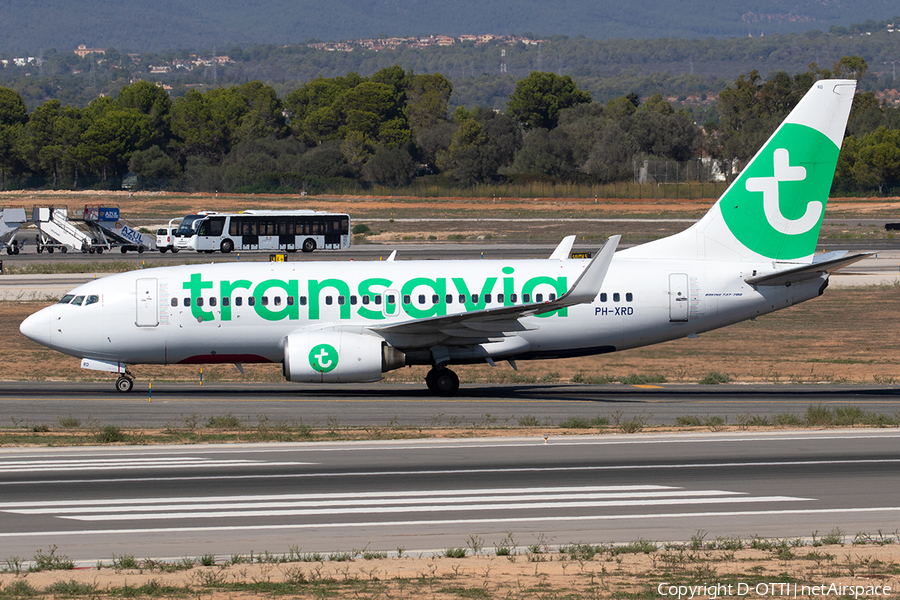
[84,295,100,306]
[58,294,75,304]
[71,296,85,306]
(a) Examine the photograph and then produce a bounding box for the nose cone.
[20,307,52,347]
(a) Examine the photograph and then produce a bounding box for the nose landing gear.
[115,371,135,393]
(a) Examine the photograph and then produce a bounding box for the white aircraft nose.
[20,307,52,346]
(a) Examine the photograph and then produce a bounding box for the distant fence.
[634,159,735,185]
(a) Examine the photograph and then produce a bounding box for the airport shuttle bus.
[187,210,351,253]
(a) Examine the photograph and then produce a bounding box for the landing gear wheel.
[426,367,459,397]
[96,247,103,254]
[302,238,316,253]
[115,376,134,393]
[48,247,54,253]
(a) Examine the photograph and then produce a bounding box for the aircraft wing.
[745,252,871,286]
[372,235,619,339]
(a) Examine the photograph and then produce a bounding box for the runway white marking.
[1,458,896,486]
[0,485,810,522]
[3,507,899,540]
[0,457,311,473]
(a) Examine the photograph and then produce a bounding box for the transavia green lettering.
[180,271,570,323]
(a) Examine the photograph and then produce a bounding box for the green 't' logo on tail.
[720,123,840,260]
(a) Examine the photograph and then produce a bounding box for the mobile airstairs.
[0,206,27,254]
[83,205,156,253]
[33,206,107,254]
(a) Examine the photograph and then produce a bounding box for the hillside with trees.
[2,22,899,116]
[0,0,897,54]
[0,56,897,197]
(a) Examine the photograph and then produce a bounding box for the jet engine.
[283,329,406,383]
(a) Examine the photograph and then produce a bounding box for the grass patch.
[698,370,732,384]
[558,415,609,429]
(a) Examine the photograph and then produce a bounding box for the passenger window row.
[172,292,559,309]
[599,292,634,303]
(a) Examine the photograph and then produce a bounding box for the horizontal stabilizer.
[745,253,871,286]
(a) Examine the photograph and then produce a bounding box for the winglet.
[556,235,620,305]
[549,235,576,259]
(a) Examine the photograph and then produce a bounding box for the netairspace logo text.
[657,582,893,599]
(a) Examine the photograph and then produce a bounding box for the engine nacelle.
[283,330,405,383]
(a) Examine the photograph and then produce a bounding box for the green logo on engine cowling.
[309,343,338,373]
[720,123,839,260]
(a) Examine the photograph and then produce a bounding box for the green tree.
[116,80,173,147]
[438,107,521,185]
[362,145,415,186]
[507,72,591,130]
[849,127,900,194]
[509,127,575,179]
[23,100,86,186]
[129,145,179,187]
[233,81,288,143]
[80,105,153,181]
[0,88,27,126]
[405,73,452,138]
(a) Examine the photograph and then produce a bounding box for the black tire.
[89,248,95,254]
[121,247,127,253]
[37,246,43,254]
[159,248,167,253]
[13,246,19,255]
[220,239,234,253]
[302,238,316,253]
[137,246,144,254]
[430,368,459,397]
[48,247,53,254]
[96,247,103,254]
[115,376,134,393]
[171,248,179,254]
[61,246,67,254]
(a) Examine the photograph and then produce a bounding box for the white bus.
[173,212,218,251]
[187,210,351,253]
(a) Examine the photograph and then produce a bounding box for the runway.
[1,429,898,562]
[1,381,899,428]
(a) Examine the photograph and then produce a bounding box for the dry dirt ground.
[2,543,899,599]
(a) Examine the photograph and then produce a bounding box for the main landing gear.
[425,367,459,396]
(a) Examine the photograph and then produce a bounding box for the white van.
[156,218,181,253]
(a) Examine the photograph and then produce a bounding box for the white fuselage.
[21,251,825,369]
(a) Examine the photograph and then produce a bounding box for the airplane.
[20,79,867,396]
